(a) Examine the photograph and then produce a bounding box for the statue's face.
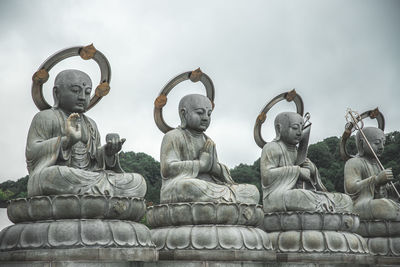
[279,113,304,145]
[362,128,385,157]
[182,96,212,133]
[55,71,92,114]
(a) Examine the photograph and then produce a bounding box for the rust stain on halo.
[285,89,297,102]
[80,44,97,60]
[154,94,167,109]
[32,69,49,84]
[257,112,266,124]
[95,82,110,97]
[189,68,203,83]
[369,107,380,119]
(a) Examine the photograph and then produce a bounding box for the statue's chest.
[186,134,206,158]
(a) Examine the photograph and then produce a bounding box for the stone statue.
[344,127,400,220]
[26,69,146,197]
[160,94,259,204]
[260,111,352,213]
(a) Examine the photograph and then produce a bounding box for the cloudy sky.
[0,0,399,183]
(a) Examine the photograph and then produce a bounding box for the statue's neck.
[281,141,297,152]
[184,128,204,138]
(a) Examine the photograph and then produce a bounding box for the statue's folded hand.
[376,168,394,186]
[105,133,126,156]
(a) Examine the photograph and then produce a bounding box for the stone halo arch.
[339,108,385,161]
[153,68,215,134]
[31,44,111,111]
[253,89,304,149]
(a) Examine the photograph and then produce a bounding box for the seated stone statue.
[160,94,259,204]
[26,69,146,197]
[261,112,352,213]
[344,127,400,220]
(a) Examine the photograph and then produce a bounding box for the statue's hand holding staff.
[105,133,126,156]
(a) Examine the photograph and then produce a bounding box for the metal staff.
[346,109,400,199]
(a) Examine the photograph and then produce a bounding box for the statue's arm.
[26,111,68,165]
[344,158,376,195]
[260,143,300,187]
[160,131,200,179]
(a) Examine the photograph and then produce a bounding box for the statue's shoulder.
[32,108,58,121]
[162,128,185,143]
[345,156,364,168]
[263,141,282,151]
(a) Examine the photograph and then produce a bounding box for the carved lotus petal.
[0,224,22,250]
[133,222,153,247]
[278,231,300,252]
[154,205,170,226]
[323,213,341,231]
[192,225,218,249]
[192,203,216,224]
[282,213,301,230]
[240,227,259,250]
[53,195,80,219]
[166,226,190,249]
[369,237,389,255]
[303,212,323,230]
[81,219,111,246]
[302,230,324,252]
[344,232,362,253]
[388,221,400,236]
[218,226,243,249]
[217,203,239,225]
[263,213,281,231]
[325,231,347,252]
[390,237,400,256]
[81,195,107,219]
[151,227,168,250]
[30,196,52,220]
[170,203,192,225]
[7,198,29,223]
[109,220,138,246]
[19,222,47,249]
[48,220,79,247]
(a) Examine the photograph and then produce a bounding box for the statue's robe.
[344,156,400,220]
[26,108,146,197]
[160,127,260,204]
[261,140,352,213]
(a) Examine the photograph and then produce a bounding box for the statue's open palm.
[66,113,82,146]
[105,133,126,156]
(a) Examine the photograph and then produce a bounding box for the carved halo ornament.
[31,44,111,111]
[253,89,304,149]
[153,68,215,133]
[339,108,385,161]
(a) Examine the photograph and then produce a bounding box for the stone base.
[268,230,369,254]
[0,247,157,262]
[365,236,400,256]
[0,219,155,251]
[151,224,273,261]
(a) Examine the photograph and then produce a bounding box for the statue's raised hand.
[63,113,82,148]
[105,133,126,156]
[376,168,394,186]
[199,139,214,173]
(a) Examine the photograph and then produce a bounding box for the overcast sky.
[0,0,399,183]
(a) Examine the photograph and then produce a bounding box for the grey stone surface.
[344,127,400,221]
[263,212,359,232]
[152,225,271,251]
[26,69,146,198]
[147,202,263,227]
[7,195,146,223]
[0,219,154,251]
[260,111,353,213]
[0,248,157,262]
[159,94,259,205]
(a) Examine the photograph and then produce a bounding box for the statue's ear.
[275,123,281,140]
[180,108,187,129]
[358,138,365,156]
[53,86,59,107]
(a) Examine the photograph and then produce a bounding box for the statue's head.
[274,112,304,145]
[178,94,212,133]
[53,69,92,114]
[356,127,385,157]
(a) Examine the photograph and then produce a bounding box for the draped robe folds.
[26,108,146,197]
[344,157,400,220]
[261,140,352,213]
[160,127,260,204]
